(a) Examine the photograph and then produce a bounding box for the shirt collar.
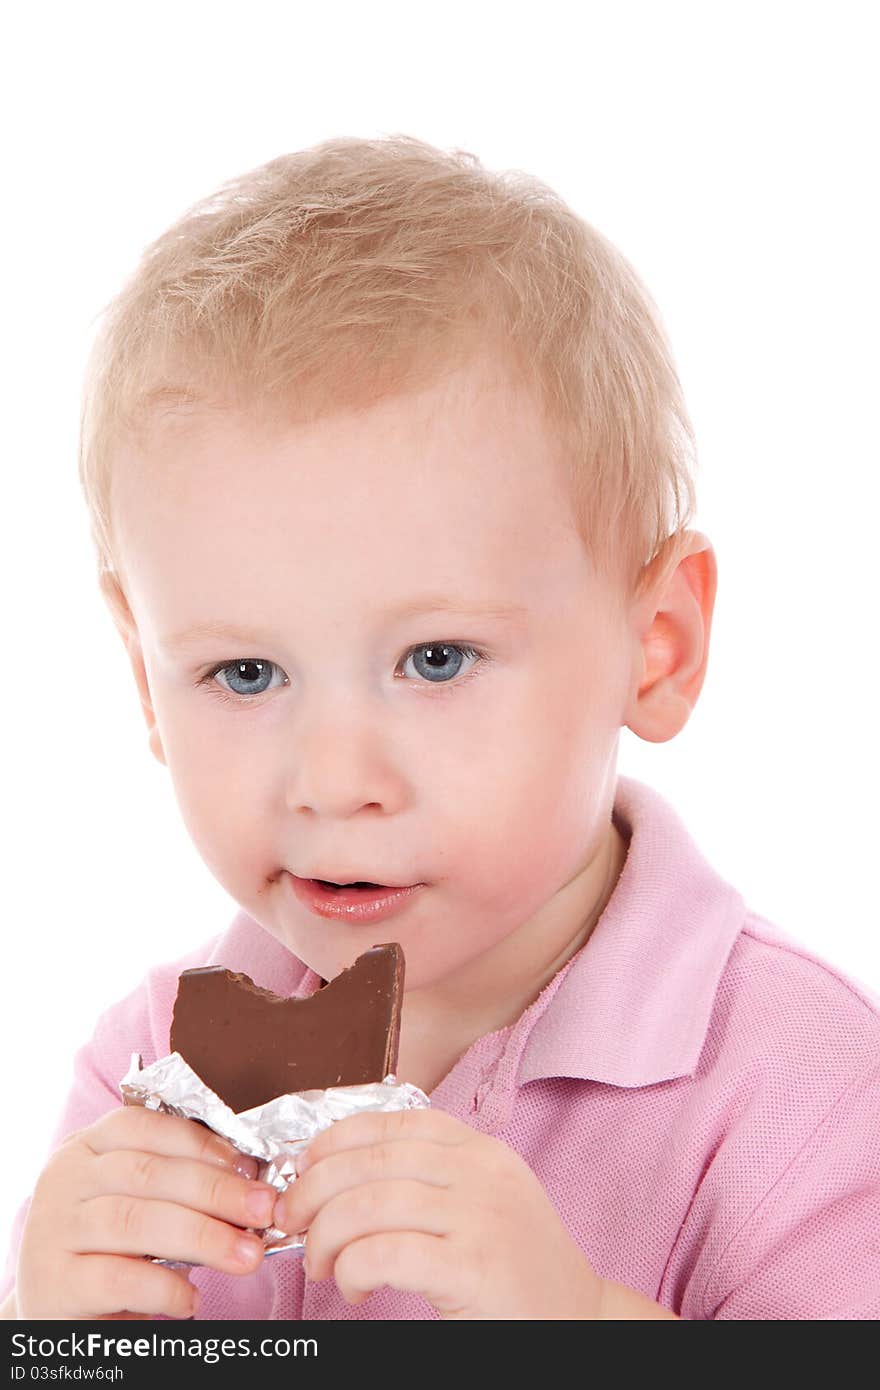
[212,774,747,1091]
[516,775,747,1089]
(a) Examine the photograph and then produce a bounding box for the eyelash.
[197,643,489,705]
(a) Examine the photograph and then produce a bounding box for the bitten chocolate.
[169,942,405,1113]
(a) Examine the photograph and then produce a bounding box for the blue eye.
[401,643,482,684]
[205,659,285,698]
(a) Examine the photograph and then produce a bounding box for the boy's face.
[107,353,644,994]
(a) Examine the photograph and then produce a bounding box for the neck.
[396,820,628,1092]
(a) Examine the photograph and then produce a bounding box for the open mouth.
[315,879,384,891]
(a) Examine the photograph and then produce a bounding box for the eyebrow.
[161,596,529,651]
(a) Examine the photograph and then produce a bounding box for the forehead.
[112,356,598,633]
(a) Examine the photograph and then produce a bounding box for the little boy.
[3,135,879,1320]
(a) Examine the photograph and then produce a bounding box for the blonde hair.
[78,134,698,602]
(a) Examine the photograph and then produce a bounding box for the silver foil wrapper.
[120,1051,430,1266]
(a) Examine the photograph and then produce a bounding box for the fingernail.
[235,1235,262,1269]
[233,1154,259,1180]
[273,1194,290,1232]
[294,1147,312,1175]
[247,1186,276,1225]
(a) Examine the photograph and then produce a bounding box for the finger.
[331,1231,463,1312]
[75,1195,266,1276]
[57,1254,199,1321]
[304,1179,454,1283]
[297,1107,468,1174]
[79,1107,259,1178]
[278,1138,456,1234]
[100,1313,154,1321]
[86,1150,277,1232]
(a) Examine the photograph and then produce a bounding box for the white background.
[3,1,878,1267]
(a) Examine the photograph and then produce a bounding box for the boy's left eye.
[400,643,483,685]
[199,643,486,701]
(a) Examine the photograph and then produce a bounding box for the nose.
[282,700,407,818]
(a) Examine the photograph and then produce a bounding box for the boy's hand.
[274,1108,604,1319]
[16,1107,276,1319]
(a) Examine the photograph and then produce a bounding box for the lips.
[288,874,426,922]
[304,872,417,890]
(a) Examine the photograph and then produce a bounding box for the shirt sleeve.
[702,1052,880,1319]
[0,979,153,1304]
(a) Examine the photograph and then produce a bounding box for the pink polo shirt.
[4,775,880,1319]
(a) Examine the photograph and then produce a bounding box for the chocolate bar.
[169,942,405,1113]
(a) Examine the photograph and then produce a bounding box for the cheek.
[154,701,268,882]
[444,685,617,916]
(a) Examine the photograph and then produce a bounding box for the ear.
[99,571,167,767]
[623,531,718,744]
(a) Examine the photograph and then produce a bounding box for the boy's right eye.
[199,659,287,701]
